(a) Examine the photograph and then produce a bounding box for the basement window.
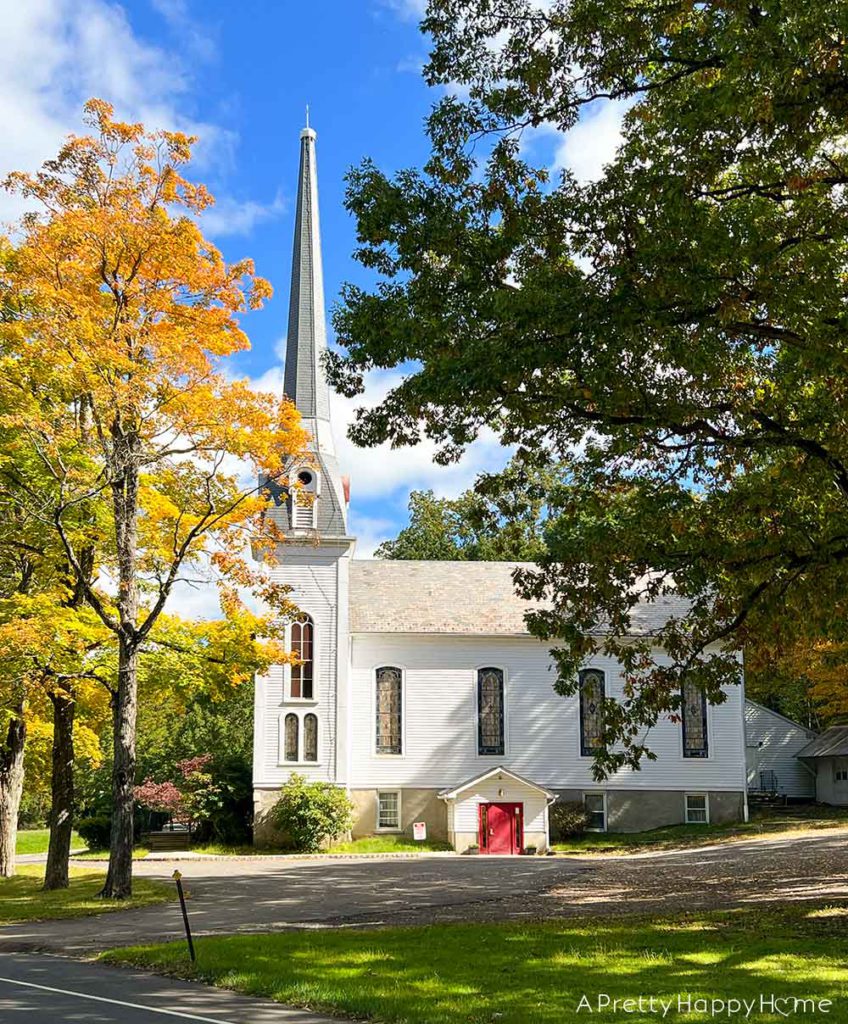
[583,792,607,832]
[685,793,709,824]
[377,791,401,831]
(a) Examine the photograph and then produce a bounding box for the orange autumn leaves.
[0,97,307,630]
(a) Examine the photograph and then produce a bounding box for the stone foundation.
[349,788,448,841]
[253,787,286,848]
[551,788,745,834]
[255,786,746,847]
[253,786,450,847]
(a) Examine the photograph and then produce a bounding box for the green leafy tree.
[377,457,547,561]
[330,0,848,774]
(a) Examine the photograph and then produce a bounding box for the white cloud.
[150,0,217,62]
[248,360,510,507]
[378,0,427,21]
[0,0,260,226]
[348,512,397,559]
[331,367,510,503]
[166,576,224,621]
[200,192,287,239]
[243,358,511,551]
[541,99,632,184]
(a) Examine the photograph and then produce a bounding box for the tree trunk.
[43,688,75,890]
[101,439,141,900]
[99,638,138,899]
[0,709,27,878]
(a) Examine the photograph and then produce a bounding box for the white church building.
[252,124,749,853]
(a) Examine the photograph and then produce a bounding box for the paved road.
[369,828,848,927]
[0,952,338,1023]
[3,829,844,956]
[0,854,589,953]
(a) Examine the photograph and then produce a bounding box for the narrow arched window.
[579,669,605,757]
[304,713,318,762]
[375,667,402,755]
[284,713,299,762]
[291,615,314,700]
[682,680,708,758]
[477,667,504,756]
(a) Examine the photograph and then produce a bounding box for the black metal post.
[172,870,196,962]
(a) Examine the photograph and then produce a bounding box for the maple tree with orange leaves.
[0,100,306,897]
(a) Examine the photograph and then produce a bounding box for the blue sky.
[1,0,627,578]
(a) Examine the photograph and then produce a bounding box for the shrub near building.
[271,774,354,852]
[549,801,590,842]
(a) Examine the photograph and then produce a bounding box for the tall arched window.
[477,667,505,756]
[290,615,314,700]
[579,669,605,757]
[375,666,402,754]
[284,713,299,762]
[681,680,708,758]
[303,713,318,762]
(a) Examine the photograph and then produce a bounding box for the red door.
[479,802,523,854]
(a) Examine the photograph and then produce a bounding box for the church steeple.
[280,119,349,537]
[283,120,333,439]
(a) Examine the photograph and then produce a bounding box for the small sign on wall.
[413,821,427,841]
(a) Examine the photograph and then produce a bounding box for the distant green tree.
[377,457,547,561]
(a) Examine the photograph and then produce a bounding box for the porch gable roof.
[438,765,557,801]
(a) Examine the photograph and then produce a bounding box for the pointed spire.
[280,120,349,538]
[283,117,330,431]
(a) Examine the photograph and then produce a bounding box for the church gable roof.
[349,560,536,635]
[348,560,691,636]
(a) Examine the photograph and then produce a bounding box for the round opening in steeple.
[298,470,314,487]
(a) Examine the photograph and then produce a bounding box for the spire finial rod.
[305,104,309,130]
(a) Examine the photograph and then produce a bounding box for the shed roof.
[797,726,848,759]
[348,559,691,636]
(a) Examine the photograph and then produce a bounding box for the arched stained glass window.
[579,669,605,757]
[682,680,708,758]
[304,713,318,762]
[284,713,299,762]
[477,667,505,756]
[291,615,314,700]
[375,667,402,755]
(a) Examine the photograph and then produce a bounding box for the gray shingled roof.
[348,560,691,636]
[797,727,848,759]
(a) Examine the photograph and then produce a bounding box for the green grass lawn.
[184,843,276,856]
[187,835,453,856]
[553,806,848,855]
[328,835,453,854]
[103,903,848,1024]
[15,829,83,856]
[0,865,171,924]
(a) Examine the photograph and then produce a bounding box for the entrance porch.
[439,767,556,854]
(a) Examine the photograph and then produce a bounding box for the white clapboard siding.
[452,777,548,834]
[253,545,347,787]
[349,634,747,793]
[745,700,816,798]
